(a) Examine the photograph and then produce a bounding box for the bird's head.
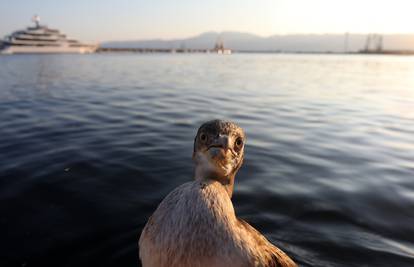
[193,120,245,195]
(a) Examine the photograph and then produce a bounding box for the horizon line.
[102,31,414,43]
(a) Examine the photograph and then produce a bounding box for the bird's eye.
[235,137,243,147]
[200,133,207,142]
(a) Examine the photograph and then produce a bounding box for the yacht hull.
[0,45,97,54]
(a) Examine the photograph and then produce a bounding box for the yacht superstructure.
[0,16,98,54]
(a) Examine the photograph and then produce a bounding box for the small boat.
[0,15,98,54]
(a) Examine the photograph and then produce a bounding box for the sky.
[0,0,413,42]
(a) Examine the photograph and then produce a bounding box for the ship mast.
[32,15,40,28]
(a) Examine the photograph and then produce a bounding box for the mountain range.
[102,31,414,52]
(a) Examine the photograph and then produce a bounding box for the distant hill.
[101,31,414,52]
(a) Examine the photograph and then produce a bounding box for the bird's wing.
[237,219,297,267]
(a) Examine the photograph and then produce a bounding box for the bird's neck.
[194,168,235,198]
[222,175,235,198]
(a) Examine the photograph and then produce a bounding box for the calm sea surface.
[1,53,414,267]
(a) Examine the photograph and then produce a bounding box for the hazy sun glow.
[263,0,414,35]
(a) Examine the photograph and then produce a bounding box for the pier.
[97,47,218,53]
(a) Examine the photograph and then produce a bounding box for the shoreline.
[96,47,414,56]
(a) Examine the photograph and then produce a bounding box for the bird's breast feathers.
[139,181,249,267]
[139,181,296,267]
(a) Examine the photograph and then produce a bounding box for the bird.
[139,119,297,267]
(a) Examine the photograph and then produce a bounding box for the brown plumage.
[236,219,296,267]
[139,120,297,267]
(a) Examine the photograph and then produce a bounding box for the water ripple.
[1,54,414,267]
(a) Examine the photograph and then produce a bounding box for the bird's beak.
[206,134,233,161]
[209,134,230,151]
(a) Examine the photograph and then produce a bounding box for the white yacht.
[0,16,98,54]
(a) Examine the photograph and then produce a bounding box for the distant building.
[213,38,231,54]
